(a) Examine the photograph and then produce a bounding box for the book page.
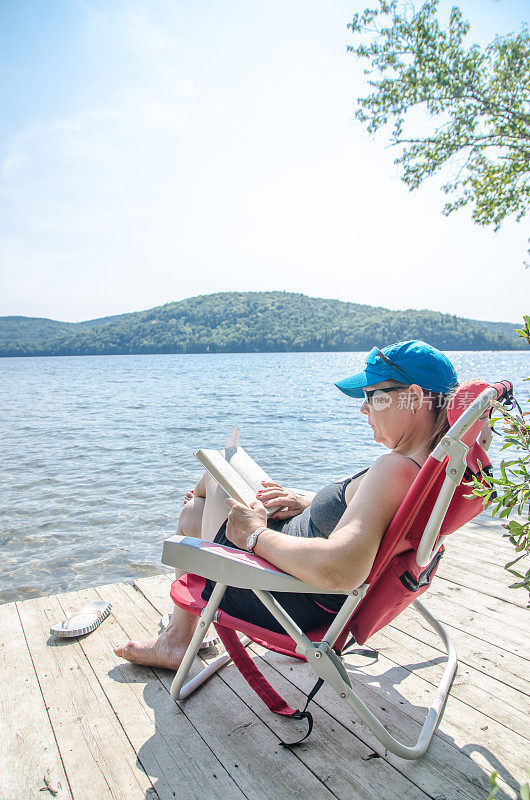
[195,449,257,507]
[224,446,272,494]
[195,445,285,517]
[226,446,286,514]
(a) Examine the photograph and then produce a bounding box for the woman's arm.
[225,454,419,592]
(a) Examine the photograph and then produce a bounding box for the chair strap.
[214,622,314,746]
[340,635,379,661]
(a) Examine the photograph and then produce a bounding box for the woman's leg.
[174,494,205,579]
[178,495,205,538]
[114,472,227,669]
[113,602,200,670]
[178,470,230,543]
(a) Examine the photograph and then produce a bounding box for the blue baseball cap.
[335,340,458,398]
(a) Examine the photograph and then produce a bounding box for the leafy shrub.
[470,317,530,596]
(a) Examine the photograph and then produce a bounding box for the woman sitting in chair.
[115,340,458,670]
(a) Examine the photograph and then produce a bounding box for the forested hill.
[0,292,525,357]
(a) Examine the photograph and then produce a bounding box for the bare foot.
[114,629,188,670]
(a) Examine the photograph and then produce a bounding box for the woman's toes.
[113,637,185,670]
[113,641,140,660]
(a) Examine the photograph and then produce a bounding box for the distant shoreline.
[1,346,527,359]
[1,291,525,357]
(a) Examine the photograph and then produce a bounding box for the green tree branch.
[347,1,530,231]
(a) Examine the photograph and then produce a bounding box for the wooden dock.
[2,516,529,800]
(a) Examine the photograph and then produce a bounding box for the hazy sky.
[1,0,528,323]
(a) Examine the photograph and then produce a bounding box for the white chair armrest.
[161,535,345,594]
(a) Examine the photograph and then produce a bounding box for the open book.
[195,446,284,516]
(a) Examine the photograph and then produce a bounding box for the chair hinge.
[433,436,468,484]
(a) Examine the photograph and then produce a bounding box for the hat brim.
[335,367,392,398]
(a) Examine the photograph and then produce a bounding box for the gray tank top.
[270,459,421,540]
[269,469,368,539]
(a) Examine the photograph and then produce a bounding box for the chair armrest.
[161,535,346,594]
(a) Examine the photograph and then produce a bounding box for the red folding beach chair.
[161,380,513,760]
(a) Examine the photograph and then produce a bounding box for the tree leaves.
[0,293,526,357]
[469,320,530,596]
[347,1,530,235]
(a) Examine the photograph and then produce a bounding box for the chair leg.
[173,636,253,700]
[301,599,457,760]
[174,651,232,700]
[170,582,254,701]
[170,582,227,701]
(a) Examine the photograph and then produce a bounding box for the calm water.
[1,350,528,604]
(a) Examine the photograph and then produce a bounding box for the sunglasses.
[363,386,409,404]
[366,347,411,381]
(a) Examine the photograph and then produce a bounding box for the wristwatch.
[246,526,267,552]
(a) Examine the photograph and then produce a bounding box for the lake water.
[1,350,528,604]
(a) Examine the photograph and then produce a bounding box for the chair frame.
[161,386,498,760]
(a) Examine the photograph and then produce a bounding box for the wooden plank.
[5,569,525,800]
[434,570,528,609]
[451,541,520,573]
[133,575,173,611]
[441,547,527,588]
[0,601,72,800]
[416,588,528,657]
[366,625,530,740]
[440,547,528,609]
[255,645,523,799]
[17,593,155,800]
[57,584,247,800]
[451,528,511,549]
[107,580,339,800]
[390,607,530,695]
[336,644,529,783]
[444,547,521,580]
[134,579,433,800]
[448,536,516,563]
[430,578,530,632]
[191,653,433,800]
[452,526,526,564]
[462,515,508,537]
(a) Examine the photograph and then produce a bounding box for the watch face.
[247,526,265,551]
[246,529,260,550]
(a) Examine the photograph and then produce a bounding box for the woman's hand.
[256,481,312,519]
[225,498,267,550]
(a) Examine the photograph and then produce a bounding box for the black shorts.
[200,521,345,634]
